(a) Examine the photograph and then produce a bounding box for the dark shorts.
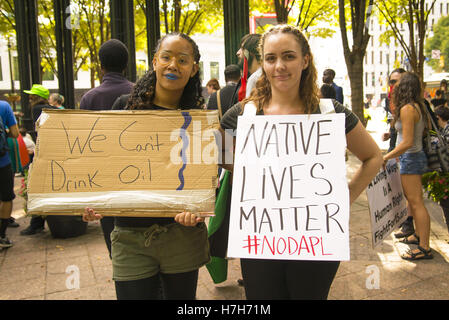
[111,222,210,281]
[399,151,428,175]
[0,164,15,202]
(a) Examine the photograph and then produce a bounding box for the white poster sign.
[366,159,408,247]
[227,113,350,261]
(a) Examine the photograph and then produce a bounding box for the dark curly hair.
[126,33,204,110]
[392,72,429,127]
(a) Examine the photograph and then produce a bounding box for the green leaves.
[425,15,449,72]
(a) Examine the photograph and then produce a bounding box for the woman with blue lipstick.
[83,33,209,300]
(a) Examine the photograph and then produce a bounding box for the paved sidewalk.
[1,151,449,300]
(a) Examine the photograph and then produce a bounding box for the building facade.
[363,0,448,104]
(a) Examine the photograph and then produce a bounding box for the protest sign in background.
[27,109,219,217]
[366,159,408,247]
[227,113,350,261]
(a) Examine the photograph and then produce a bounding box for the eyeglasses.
[156,52,195,67]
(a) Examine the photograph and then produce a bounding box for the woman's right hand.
[82,207,103,222]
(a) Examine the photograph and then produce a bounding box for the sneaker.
[8,218,19,228]
[20,226,44,236]
[0,236,13,248]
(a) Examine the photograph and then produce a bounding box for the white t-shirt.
[22,136,35,153]
[245,67,262,98]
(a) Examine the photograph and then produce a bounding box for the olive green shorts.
[110,223,210,282]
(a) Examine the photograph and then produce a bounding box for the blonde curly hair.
[243,25,320,114]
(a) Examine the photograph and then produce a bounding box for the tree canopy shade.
[375,0,437,81]
[339,0,373,124]
[425,15,449,73]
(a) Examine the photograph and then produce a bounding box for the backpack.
[422,106,449,173]
[0,116,9,157]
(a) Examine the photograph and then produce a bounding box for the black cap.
[99,39,129,73]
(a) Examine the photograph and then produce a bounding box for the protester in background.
[439,79,449,102]
[20,84,59,236]
[206,78,220,96]
[236,33,262,101]
[83,33,209,300]
[0,100,19,248]
[20,127,35,163]
[7,133,29,174]
[383,72,433,260]
[207,64,241,116]
[219,24,382,299]
[382,68,416,239]
[322,68,343,104]
[434,106,449,233]
[48,93,65,109]
[431,89,448,108]
[79,39,134,259]
[23,84,59,128]
[434,106,449,142]
[384,69,407,152]
[80,39,134,111]
[319,83,336,99]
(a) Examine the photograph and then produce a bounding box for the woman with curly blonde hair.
[219,25,382,299]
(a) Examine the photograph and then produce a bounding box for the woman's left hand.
[175,212,204,227]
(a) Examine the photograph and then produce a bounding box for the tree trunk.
[338,0,373,126]
[346,54,365,125]
[274,0,288,24]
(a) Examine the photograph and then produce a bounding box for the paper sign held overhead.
[27,109,220,217]
[227,113,350,261]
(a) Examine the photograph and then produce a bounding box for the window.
[379,51,383,64]
[371,72,375,87]
[210,62,219,80]
[365,72,368,87]
[371,51,374,64]
[0,57,3,81]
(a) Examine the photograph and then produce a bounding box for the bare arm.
[346,121,383,204]
[8,124,19,139]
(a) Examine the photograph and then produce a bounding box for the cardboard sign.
[227,113,350,261]
[366,159,408,247]
[27,109,219,216]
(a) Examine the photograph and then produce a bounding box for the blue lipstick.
[165,73,179,80]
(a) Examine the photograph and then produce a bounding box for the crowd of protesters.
[1,24,449,300]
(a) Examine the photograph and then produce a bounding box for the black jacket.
[206,82,239,116]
